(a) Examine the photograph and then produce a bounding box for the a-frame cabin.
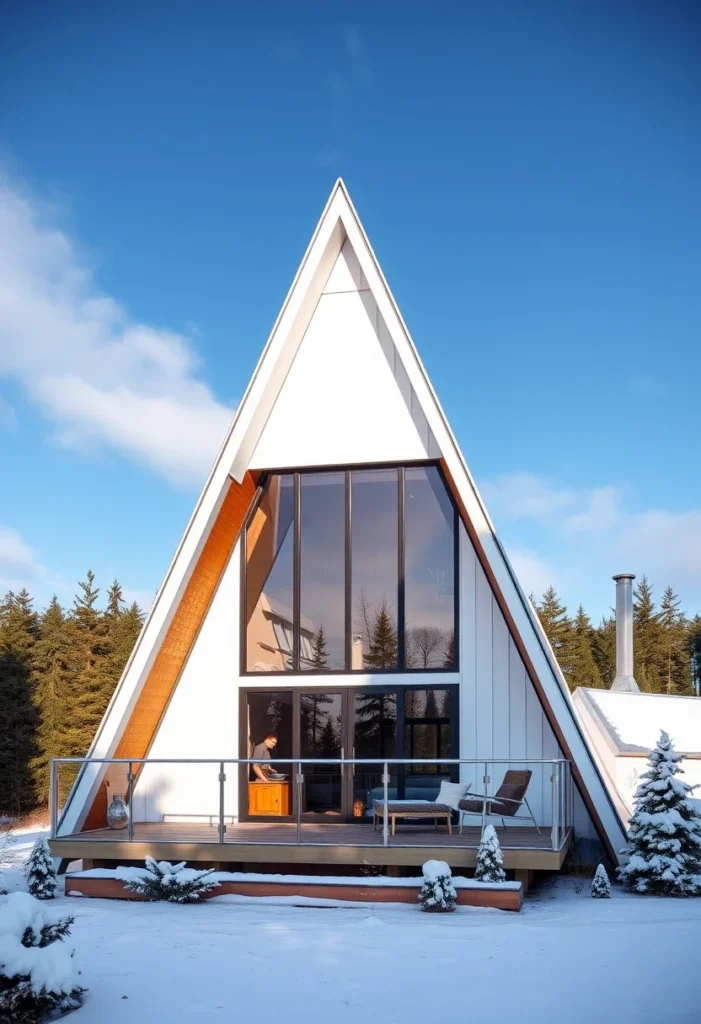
[50,181,627,883]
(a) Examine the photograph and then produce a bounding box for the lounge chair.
[458,769,540,834]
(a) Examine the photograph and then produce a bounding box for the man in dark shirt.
[251,733,278,781]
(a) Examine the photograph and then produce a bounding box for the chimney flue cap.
[612,573,636,581]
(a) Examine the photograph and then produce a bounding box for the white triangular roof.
[61,180,627,857]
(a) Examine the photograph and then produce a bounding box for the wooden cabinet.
[248,781,290,816]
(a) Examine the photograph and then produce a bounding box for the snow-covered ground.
[3,827,700,1024]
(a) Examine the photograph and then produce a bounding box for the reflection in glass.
[300,473,345,670]
[300,692,343,813]
[245,475,295,671]
[404,466,456,668]
[351,469,398,669]
[245,691,293,816]
[352,690,397,819]
[404,688,452,777]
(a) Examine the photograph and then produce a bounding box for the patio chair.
[458,769,540,835]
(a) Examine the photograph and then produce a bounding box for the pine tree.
[689,615,701,696]
[633,577,663,693]
[0,892,84,1022]
[570,606,603,689]
[418,859,457,912]
[474,824,506,882]
[68,571,113,756]
[309,625,328,670]
[105,596,144,690]
[536,587,575,687]
[30,597,76,805]
[365,603,398,669]
[443,629,456,668]
[591,863,611,898]
[591,615,616,688]
[659,587,693,695]
[618,731,701,896]
[25,838,57,899]
[0,592,40,816]
[118,857,221,902]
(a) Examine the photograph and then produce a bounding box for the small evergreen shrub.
[25,838,57,900]
[0,891,84,1023]
[591,864,611,899]
[474,824,506,883]
[118,858,221,903]
[618,731,701,896]
[418,860,457,913]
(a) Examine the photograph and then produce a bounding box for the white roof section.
[61,179,627,858]
[575,688,701,756]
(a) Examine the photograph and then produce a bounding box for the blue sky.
[0,1,699,620]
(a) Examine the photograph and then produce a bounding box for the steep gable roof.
[60,180,627,859]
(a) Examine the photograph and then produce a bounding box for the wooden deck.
[51,821,572,871]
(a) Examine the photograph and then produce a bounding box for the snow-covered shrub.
[474,824,506,883]
[591,864,611,899]
[25,839,57,900]
[418,860,457,913]
[118,858,220,903]
[0,891,84,1023]
[618,731,701,897]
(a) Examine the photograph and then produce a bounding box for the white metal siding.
[250,241,439,470]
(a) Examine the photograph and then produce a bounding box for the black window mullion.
[397,467,406,670]
[293,472,301,672]
[345,470,352,672]
[397,686,406,799]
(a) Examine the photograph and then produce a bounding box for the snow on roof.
[579,688,701,755]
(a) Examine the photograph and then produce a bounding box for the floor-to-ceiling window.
[244,475,295,672]
[243,463,458,674]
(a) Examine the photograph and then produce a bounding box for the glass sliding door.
[300,692,344,817]
[351,689,397,820]
[244,691,293,818]
[241,684,459,822]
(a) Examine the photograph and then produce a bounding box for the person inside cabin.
[251,733,278,781]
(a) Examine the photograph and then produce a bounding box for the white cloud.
[621,509,701,585]
[483,471,701,614]
[0,526,46,592]
[480,472,576,522]
[563,486,623,533]
[506,547,556,599]
[0,174,233,488]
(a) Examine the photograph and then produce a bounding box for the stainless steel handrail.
[51,756,573,852]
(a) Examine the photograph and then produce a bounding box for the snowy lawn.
[3,830,700,1023]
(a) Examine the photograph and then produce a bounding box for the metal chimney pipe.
[611,573,640,693]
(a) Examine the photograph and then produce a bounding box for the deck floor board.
[62,820,559,851]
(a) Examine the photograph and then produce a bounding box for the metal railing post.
[127,762,134,841]
[382,761,389,848]
[218,761,226,845]
[49,760,58,839]
[296,761,303,845]
[551,762,559,850]
[568,762,573,833]
[481,762,489,836]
